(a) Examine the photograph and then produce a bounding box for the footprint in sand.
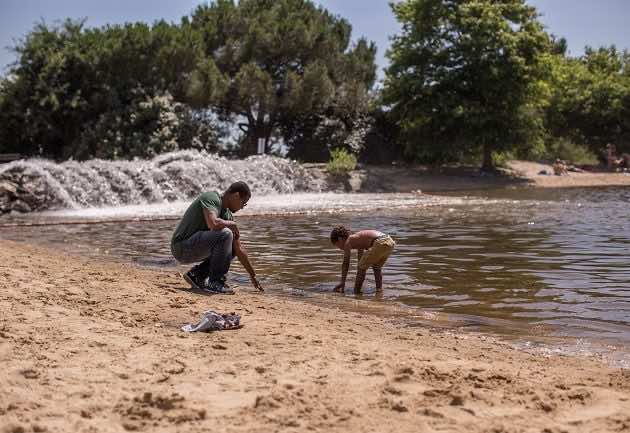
[18,368,39,379]
[392,367,414,382]
[419,408,445,418]
[383,385,403,396]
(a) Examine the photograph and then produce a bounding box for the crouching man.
[170,181,263,294]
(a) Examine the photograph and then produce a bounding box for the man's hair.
[330,225,351,244]
[226,181,251,200]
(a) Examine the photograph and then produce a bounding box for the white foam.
[36,192,467,220]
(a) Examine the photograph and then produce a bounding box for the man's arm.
[203,208,239,239]
[233,238,264,291]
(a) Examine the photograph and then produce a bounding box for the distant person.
[606,143,622,171]
[552,159,568,176]
[171,181,263,294]
[330,226,395,294]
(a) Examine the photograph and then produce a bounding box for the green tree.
[187,0,377,156]
[0,19,211,160]
[0,3,376,161]
[383,0,552,170]
[0,20,89,158]
[546,46,630,157]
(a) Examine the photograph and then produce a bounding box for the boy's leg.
[373,266,383,291]
[372,239,395,292]
[356,246,377,293]
[354,267,367,293]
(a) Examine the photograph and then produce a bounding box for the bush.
[327,148,357,175]
[491,151,516,168]
[546,138,599,165]
[75,92,219,159]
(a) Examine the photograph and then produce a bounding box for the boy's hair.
[226,181,251,200]
[330,225,351,244]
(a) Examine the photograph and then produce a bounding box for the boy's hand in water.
[333,283,345,292]
[251,275,264,292]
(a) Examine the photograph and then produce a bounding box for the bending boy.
[171,181,263,294]
[330,226,395,293]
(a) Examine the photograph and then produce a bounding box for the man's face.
[228,192,249,212]
[333,238,346,250]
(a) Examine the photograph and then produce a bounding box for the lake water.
[1,187,629,364]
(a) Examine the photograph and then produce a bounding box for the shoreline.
[506,160,630,189]
[309,160,630,193]
[2,240,630,432]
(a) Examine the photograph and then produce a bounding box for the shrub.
[492,151,515,168]
[327,148,357,175]
[75,92,219,159]
[546,138,599,165]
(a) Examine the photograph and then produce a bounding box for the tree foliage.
[545,46,630,158]
[383,0,552,169]
[0,1,377,160]
[186,0,377,156]
[0,19,212,159]
[1,0,629,166]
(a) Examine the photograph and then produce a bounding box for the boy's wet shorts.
[358,235,395,270]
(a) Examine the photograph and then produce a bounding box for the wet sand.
[2,239,630,433]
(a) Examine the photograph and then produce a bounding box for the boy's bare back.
[329,225,395,293]
[346,230,385,251]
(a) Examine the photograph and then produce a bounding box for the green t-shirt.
[171,191,234,245]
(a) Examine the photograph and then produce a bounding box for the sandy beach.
[2,0,630,430]
[1,239,630,433]
[506,161,630,189]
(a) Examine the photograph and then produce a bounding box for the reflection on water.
[1,188,629,353]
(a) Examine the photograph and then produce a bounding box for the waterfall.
[0,150,321,213]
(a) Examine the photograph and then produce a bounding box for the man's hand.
[226,221,240,240]
[251,275,264,292]
[204,209,240,240]
[333,283,345,293]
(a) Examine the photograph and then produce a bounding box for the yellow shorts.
[358,235,395,270]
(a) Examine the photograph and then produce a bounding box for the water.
[1,187,630,364]
[0,150,320,212]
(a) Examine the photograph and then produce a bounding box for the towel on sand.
[181,310,241,332]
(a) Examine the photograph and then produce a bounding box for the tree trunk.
[240,121,266,157]
[241,122,276,156]
[481,143,494,172]
[263,114,278,153]
[240,133,257,157]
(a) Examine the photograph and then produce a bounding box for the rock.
[0,180,18,197]
[0,180,19,214]
[10,200,32,213]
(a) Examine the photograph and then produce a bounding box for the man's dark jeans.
[171,228,235,282]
